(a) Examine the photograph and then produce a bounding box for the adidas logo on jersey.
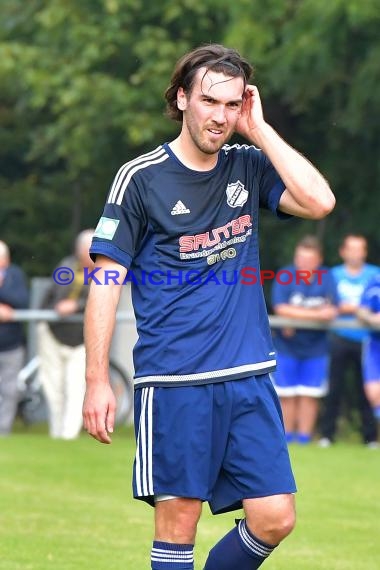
[171,200,190,215]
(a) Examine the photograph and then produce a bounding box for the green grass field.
[1,423,379,570]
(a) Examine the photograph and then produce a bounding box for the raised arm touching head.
[236,85,336,220]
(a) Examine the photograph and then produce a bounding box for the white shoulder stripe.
[108,146,164,203]
[223,142,254,152]
[115,152,168,205]
[108,146,168,205]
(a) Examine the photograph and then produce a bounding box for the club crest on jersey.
[226,180,248,208]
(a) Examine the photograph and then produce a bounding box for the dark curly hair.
[164,44,253,122]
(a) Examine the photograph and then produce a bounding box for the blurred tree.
[0,0,227,274]
[0,0,379,277]
[225,0,380,268]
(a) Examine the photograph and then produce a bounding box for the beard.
[184,112,234,155]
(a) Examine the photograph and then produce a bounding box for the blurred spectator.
[271,236,337,444]
[38,229,94,439]
[357,272,380,427]
[319,234,378,447]
[0,240,29,436]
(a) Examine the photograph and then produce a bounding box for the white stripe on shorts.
[135,387,154,497]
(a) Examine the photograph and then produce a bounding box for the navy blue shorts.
[132,374,296,515]
[363,338,380,383]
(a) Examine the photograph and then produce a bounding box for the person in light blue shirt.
[319,234,378,447]
[357,272,380,425]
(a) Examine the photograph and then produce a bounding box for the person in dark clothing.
[319,235,378,447]
[0,240,29,435]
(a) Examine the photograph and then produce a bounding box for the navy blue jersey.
[360,273,380,341]
[90,143,287,388]
[271,264,337,358]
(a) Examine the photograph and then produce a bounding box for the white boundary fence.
[14,309,379,383]
[14,274,380,384]
[12,309,378,330]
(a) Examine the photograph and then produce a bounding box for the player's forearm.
[339,302,358,315]
[248,122,335,219]
[357,307,380,327]
[84,281,122,384]
[275,304,328,321]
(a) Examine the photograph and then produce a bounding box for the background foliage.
[1,0,379,276]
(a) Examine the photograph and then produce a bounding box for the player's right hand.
[82,382,116,444]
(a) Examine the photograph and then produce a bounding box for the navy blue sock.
[151,541,194,569]
[203,519,276,569]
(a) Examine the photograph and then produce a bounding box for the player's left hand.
[235,85,266,142]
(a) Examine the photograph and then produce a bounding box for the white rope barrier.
[11,310,380,330]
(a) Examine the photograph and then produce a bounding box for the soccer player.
[83,44,335,569]
[271,236,338,445]
[357,272,380,426]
